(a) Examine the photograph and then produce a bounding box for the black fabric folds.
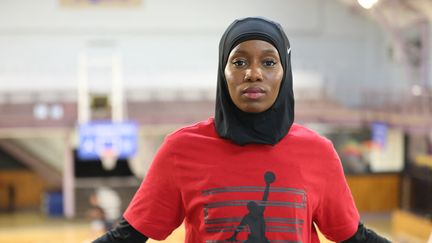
[341,222,391,243]
[214,17,294,145]
[92,217,149,243]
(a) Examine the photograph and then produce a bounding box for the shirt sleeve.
[314,140,360,242]
[123,137,184,240]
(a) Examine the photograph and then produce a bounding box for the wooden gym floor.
[0,211,425,243]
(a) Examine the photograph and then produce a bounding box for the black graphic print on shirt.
[202,171,306,243]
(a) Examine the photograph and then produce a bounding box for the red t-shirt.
[124,118,359,243]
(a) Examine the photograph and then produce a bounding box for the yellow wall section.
[347,174,400,212]
[0,170,48,209]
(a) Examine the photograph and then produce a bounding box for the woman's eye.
[263,60,277,66]
[232,60,246,67]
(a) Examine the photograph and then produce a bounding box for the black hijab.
[214,17,295,146]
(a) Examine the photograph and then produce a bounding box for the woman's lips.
[242,87,265,99]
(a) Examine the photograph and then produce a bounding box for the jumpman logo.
[226,171,276,243]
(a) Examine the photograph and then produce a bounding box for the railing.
[0,87,430,129]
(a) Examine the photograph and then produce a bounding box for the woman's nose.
[244,64,263,82]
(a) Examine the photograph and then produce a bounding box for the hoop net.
[99,149,118,171]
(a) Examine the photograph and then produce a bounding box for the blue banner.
[78,121,138,160]
[371,122,388,149]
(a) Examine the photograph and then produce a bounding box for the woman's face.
[224,40,283,113]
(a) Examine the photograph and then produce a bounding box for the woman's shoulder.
[288,124,339,163]
[288,123,333,147]
[165,117,217,141]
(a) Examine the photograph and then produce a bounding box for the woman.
[93,17,390,243]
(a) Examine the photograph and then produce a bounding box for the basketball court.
[2,211,422,243]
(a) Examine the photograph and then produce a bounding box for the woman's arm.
[341,222,391,243]
[92,217,149,243]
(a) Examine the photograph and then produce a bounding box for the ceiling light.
[411,84,423,96]
[357,0,379,9]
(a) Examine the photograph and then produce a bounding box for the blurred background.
[0,0,431,242]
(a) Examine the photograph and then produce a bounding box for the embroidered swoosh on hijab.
[214,17,295,145]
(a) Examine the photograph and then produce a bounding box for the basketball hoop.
[99,149,118,171]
